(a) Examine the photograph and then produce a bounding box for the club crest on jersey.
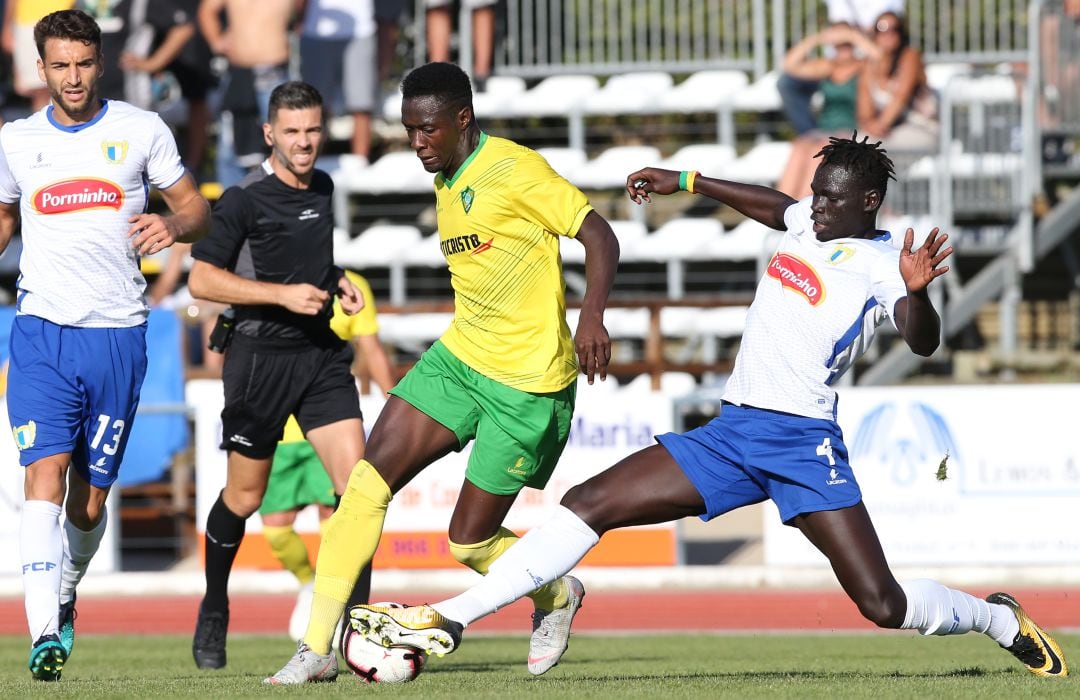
[767,252,825,306]
[32,178,124,215]
[101,140,129,164]
[827,245,855,265]
[460,186,475,213]
[12,420,35,450]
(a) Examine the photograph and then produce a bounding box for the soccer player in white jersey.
[0,9,210,681]
[349,134,1068,679]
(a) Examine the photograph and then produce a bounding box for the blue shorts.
[657,403,862,523]
[7,315,148,488]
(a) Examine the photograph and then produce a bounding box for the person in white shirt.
[345,134,1069,680]
[827,0,905,32]
[0,8,209,681]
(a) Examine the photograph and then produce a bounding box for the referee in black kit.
[187,81,372,670]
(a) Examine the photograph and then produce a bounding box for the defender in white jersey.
[348,134,1068,680]
[0,10,210,681]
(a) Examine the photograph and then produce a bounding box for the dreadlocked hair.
[814,131,896,197]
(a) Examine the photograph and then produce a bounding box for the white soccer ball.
[342,631,426,683]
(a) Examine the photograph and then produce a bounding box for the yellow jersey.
[434,133,592,393]
[280,270,378,443]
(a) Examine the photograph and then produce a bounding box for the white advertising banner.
[0,399,120,573]
[190,378,676,564]
[764,384,1080,566]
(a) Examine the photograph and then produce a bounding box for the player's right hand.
[279,283,330,315]
[626,167,680,204]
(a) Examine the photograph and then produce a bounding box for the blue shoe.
[29,633,66,681]
[59,595,77,657]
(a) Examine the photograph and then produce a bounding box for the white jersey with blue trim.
[722,197,908,420]
[0,100,186,327]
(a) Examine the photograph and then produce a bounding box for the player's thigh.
[371,341,479,487]
[7,317,84,472]
[466,378,576,496]
[306,418,365,493]
[342,37,377,114]
[293,342,363,487]
[566,444,711,535]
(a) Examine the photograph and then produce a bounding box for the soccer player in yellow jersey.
[266,61,620,684]
[259,272,395,647]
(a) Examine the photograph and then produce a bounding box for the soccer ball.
[342,629,426,683]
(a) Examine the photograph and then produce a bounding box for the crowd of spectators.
[0,0,444,185]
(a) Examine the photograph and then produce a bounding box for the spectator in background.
[826,0,905,33]
[197,0,294,187]
[776,23,879,198]
[858,11,938,153]
[426,0,496,90]
[374,0,404,85]
[299,0,377,160]
[262,270,395,648]
[2,0,74,111]
[779,1,903,138]
[72,0,129,101]
[121,0,213,179]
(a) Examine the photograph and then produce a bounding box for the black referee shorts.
[219,334,363,459]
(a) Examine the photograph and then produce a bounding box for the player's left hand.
[575,311,611,384]
[338,276,364,315]
[899,227,953,294]
[128,213,180,256]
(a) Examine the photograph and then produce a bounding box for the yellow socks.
[304,459,391,654]
[449,527,567,611]
[263,524,314,586]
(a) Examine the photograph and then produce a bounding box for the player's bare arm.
[893,226,954,356]
[574,210,619,383]
[0,201,18,256]
[188,258,330,314]
[627,166,794,230]
[128,173,211,255]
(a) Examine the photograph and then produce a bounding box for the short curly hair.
[34,9,101,59]
[401,62,473,115]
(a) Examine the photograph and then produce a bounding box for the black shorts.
[170,61,214,101]
[220,334,362,459]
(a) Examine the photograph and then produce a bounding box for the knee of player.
[223,486,264,519]
[853,587,907,629]
[559,484,608,534]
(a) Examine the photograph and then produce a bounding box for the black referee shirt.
[192,162,340,347]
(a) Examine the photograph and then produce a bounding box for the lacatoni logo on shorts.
[32,178,124,215]
[767,253,825,306]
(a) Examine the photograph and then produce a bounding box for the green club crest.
[461,186,475,213]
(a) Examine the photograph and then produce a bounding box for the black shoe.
[193,602,228,669]
[986,592,1068,677]
[29,633,66,681]
[59,593,77,658]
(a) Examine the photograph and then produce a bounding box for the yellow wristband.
[686,170,699,194]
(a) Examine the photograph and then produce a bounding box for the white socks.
[20,500,63,639]
[901,578,1018,646]
[60,506,108,605]
[432,506,600,626]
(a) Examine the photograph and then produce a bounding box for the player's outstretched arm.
[894,227,953,356]
[626,167,794,230]
[574,211,619,384]
[188,259,330,315]
[128,173,211,255]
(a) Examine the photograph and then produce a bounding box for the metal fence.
[484,0,1034,79]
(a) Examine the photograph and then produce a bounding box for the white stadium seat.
[628,218,724,262]
[472,75,527,118]
[536,147,588,181]
[403,233,448,267]
[659,144,737,179]
[335,224,422,268]
[658,70,749,113]
[337,151,431,194]
[730,71,782,112]
[572,145,662,189]
[700,218,779,261]
[924,63,972,93]
[726,140,792,186]
[377,313,453,346]
[506,75,600,118]
[583,72,675,115]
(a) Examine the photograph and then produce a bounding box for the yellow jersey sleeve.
[503,151,592,239]
[330,271,379,339]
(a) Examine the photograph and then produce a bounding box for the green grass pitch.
[1,632,1077,697]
